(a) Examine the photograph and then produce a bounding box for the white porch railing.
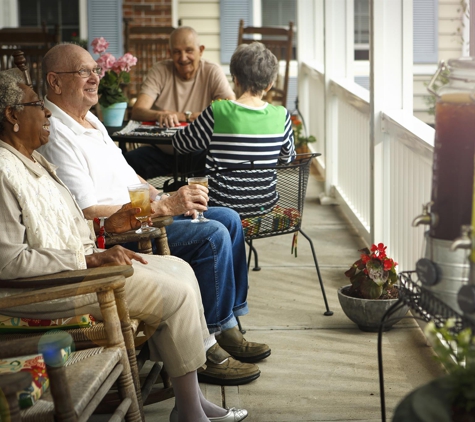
[301,61,435,273]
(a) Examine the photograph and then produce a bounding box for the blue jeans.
[165,207,249,334]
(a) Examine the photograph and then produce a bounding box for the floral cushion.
[271,205,301,231]
[0,348,72,408]
[0,314,96,334]
[241,216,262,237]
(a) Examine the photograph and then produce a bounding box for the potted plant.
[338,243,409,331]
[290,115,317,154]
[393,320,475,421]
[91,37,137,127]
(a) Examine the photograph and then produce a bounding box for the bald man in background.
[127,26,235,180]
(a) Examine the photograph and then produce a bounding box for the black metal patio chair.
[207,153,333,317]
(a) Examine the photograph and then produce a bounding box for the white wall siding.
[0,0,18,27]
[178,0,221,62]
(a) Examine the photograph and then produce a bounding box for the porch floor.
[143,169,445,422]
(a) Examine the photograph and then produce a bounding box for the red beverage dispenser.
[413,58,474,313]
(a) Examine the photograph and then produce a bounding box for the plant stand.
[378,271,475,422]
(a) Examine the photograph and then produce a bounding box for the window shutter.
[87,0,123,59]
[220,0,253,64]
[262,0,296,27]
[413,0,438,63]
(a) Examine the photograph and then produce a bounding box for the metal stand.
[245,229,333,316]
[378,271,475,422]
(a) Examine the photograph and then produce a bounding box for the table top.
[108,121,185,146]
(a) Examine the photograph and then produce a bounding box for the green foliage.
[344,244,398,300]
[290,115,317,148]
[71,37,88,50]
[423,67,450,116]
[425,320,475,412]
[98,71,129,108]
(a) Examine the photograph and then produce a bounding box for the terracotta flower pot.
[337,285,409,332]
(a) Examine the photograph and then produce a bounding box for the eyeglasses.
[52,67,102,78]
[13,100,45,110]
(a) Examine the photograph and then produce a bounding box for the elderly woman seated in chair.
[0,68,248,422]
[172,41,295,218]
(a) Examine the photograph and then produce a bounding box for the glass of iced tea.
[127,183,157,233]
[187,176,209,223]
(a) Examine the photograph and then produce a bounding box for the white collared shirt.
[39,98,140,210]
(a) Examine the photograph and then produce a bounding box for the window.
[354,0,369,60]
[262,0,296,27]
[353,0,438,63]
[220,0,297,63]
[18,0,80,42]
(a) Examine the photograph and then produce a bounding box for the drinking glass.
[188,176,209,223]
[127,183,157,233]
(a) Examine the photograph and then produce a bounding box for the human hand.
[86,245,148,267]
[158,111,180,128]
[104,203,142,234]
[151,184,208,217]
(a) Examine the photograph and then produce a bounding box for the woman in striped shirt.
[172,42,295,217]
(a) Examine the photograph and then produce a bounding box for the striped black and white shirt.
[173,100,295,217]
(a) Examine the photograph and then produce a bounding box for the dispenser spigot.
[450,225,473,251]
[412,202,433,227]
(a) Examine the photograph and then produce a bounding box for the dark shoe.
[170,407,248,422]
[197,343,260,386]
[216,326,271,363]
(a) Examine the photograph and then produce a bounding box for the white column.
[323,0,353,198]
[470,0,475,56]
[172,0,179,27]
[0,0,18,28]
[297,0,323,64]
[370,0,413,243]
[79,0,88,40]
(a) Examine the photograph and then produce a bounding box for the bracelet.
[93,217,107,249]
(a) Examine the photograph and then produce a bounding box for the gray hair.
[230,42,279,95]
[0,69,25,134]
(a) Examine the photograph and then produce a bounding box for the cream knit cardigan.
[0,146,86,269]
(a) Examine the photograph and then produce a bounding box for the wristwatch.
[184,111,192,123]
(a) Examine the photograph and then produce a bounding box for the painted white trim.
[471,0,475,57]
[172,0,178,27]
[0,0,18,28]
[462,0,470,57]
[253,0,262,26]
[79,0,88,40]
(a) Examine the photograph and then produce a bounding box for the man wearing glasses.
[39,43,270,387]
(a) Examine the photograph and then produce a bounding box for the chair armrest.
[0,330,72,361]
[0,275,126,310]
[0,265,133,288]
[151,215,173,227]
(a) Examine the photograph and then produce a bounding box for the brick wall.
[123,0,173,27]
[122,0,173,97]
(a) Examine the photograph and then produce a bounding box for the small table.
[109,129,187,191]
[105,215,174,255]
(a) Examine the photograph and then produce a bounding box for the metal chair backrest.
[123,20,175,96]
[237,19,294,107]
[207,153,318,240]
[207,152,333,317]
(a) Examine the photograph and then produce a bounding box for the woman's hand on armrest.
[86,245,148,267]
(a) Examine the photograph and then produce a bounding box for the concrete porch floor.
[144,170,445,422]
